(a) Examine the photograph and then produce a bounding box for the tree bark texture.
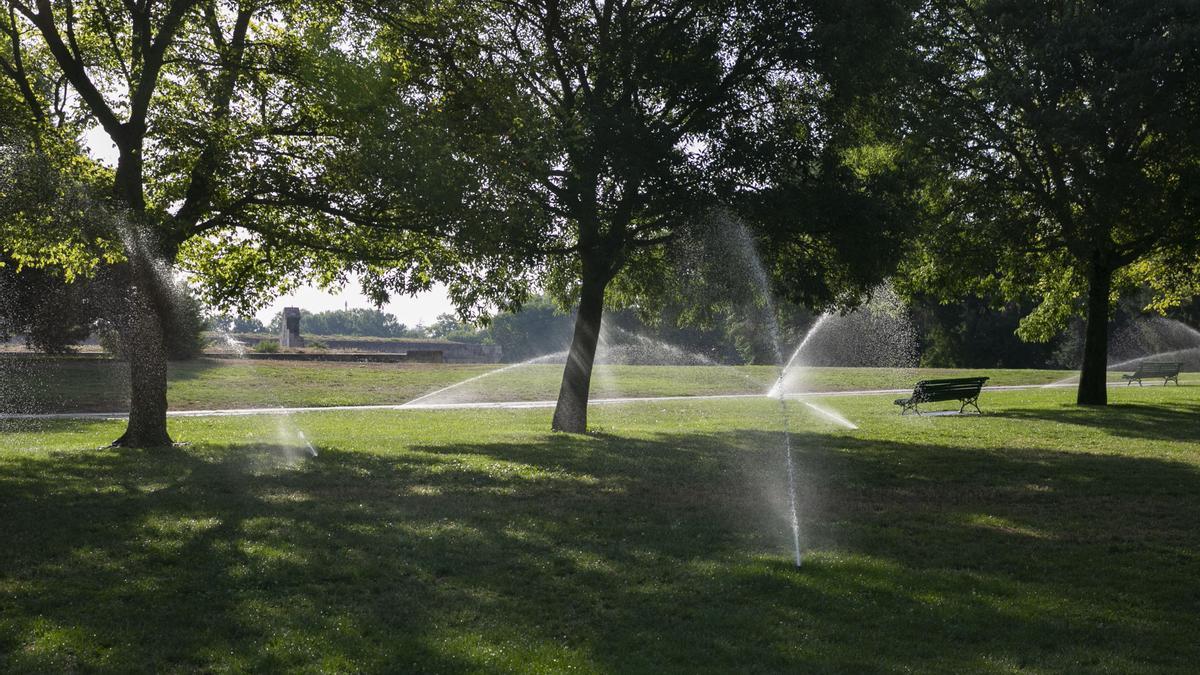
[111,258,173,447]
[105,144,177,447]
[1076,257,1112,406]
[551,269,609,433]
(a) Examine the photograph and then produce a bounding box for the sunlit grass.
[1,384,1198,670]
[2,356,1171,414]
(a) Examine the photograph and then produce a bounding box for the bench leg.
[960,397,982,415]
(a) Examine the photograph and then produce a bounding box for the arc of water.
[1043,343,1200,388]
[803,401,859,430]
[780,401,802,567]
[603,325,776,392]
[297,430,318,457]
[603,325,720,366]
[720,216,806,568]
[768,314,832,399]
[1105,346,1200,372]
[401,351,568,407]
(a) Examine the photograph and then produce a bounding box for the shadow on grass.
[0,358,225,415]
[996,399,1200,442]
[166,357,226,381]
[0,429,1198,671]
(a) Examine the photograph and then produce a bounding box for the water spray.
[803,402,859,430]
[401,351,568,407]
[298,430,318,457]
[769,314,832,399]
[717,215,806,569]
[778,393,803,568]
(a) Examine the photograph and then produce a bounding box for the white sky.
[255,281,454,327]
[83,128,457,326]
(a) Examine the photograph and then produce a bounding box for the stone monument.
[280,307,304,348]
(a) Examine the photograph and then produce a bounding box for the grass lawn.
[1,383,1198,671]
[0,355,1163,413]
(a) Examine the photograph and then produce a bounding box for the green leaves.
[0,135,123,281]
[903,0,1200,340]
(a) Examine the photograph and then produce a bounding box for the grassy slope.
[1,384,1198,671]
[0,357,1157,413]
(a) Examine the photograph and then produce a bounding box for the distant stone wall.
[316,340,502,363]
[238,351,443,363]
[225,335,502,363]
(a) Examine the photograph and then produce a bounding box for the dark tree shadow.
[0,358,224,414]
[995,400,1200,442]
[0,427,1198,671]
[165,357,225,381]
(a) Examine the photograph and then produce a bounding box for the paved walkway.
[3,380,1178,422]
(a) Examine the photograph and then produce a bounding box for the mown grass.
[1,384,1198,671]
[0,355,1156,413]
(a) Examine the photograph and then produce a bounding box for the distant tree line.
[211,308,495,342]
[10,268,1199,370]
[237,292,1198,369]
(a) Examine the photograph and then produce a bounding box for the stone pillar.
[280,307,304,348]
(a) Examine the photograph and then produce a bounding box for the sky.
[254,281,454,327]
[83,128,457,327]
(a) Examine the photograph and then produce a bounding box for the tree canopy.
[0,1,461,444]
[901,0,1200,404]
[2,0,1197,439]
[350,0,920,430]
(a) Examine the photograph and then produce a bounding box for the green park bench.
[1121,362,1182,386]
[894,377,989,415]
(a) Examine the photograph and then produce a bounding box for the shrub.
[253,340,279,353]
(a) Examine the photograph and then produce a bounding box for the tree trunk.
[111,261,173,448]
[1076,258,1112,406]
[551,269,609,433]
[113,141,147,212]
[110,146,173,447]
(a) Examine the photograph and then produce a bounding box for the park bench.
[1121,362,1182,386]
[894,377,989,415]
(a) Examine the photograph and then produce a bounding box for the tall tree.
[1,0,253,445]
[361,0,913,432]
[0,2,445,444]
[903,0,1200,405]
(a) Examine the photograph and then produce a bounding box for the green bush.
[95,280,209,361]
[253,340,279,353]
[164,287,209,360]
